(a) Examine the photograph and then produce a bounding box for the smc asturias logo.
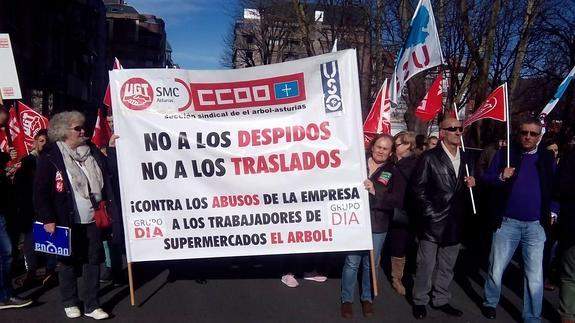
[320,61,343,114]
[120,78,154,110]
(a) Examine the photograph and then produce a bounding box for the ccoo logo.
[120,78,154,110]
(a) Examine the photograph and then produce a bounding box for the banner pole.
[127,262,135,306]
[370,250,378,297]
[453,104,477,214]
[504,83,511,168]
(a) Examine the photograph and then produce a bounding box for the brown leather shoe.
[361,301,374,318]
[341,302,353,319]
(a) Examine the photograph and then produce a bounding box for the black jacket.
[408,145,473,245]
[369,160,395,233]
[556,149,575,248]
[14,153,39,231]
[33,142,121,241]
[481,143,555,232]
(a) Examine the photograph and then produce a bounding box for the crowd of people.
[337,116,575,323]
[0,107,574,323]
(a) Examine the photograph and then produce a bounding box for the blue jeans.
[483,217,546,323]
[341,232,386,303]
[0,215,13,302]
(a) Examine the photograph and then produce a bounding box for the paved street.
[1,249,561,323]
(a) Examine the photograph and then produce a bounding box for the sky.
[126,0,238,70]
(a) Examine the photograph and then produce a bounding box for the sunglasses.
[519,130,540,137]
[70,126,85,132]
[442,126,463,132]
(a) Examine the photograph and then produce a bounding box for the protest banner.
[110,49,372,265]
[0,34,22,100]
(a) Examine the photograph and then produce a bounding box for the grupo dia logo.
[320,61,343,114]
[120,77,154,110]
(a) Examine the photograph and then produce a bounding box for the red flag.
[0,130,8,154]
[91,107,112,149]
[463,83,508,127]
[17,101,48,151]
[8,107,28,159]
[416,73,443,121]
[103,57,123,108]
[363,80,392,146]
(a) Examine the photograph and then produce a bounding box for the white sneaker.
[64,306,81,319]
[303,271,328,282]
[84,308,109,320]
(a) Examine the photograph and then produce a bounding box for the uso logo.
[320,60,343,114]
[120,78,154,110]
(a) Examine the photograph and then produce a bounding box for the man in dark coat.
[555,146,575,322]
[409,118,476,319]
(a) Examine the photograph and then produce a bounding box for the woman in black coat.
[34,111,118,320]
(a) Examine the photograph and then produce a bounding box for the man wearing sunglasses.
[481,117,557,322]
[409,117,476,319]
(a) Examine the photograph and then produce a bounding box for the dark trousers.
[412,240,460,306]
[560,244,575,320]
[59,223,103,312]
[0,215,12,302]
[23,229,57,273]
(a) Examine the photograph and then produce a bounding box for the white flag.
[390,0,444,104]
[538,64,575,122]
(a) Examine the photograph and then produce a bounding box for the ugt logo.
[320,60,343,114]
[120,78,154,110]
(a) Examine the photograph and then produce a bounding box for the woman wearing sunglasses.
[34,111,119,320]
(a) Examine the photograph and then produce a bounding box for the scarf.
[57,141,103,202]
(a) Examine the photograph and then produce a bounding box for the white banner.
[110,50,372,262]
[0,34,22,100]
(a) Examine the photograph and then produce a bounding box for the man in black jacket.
[555,146,575,323]
[409,118,476,319]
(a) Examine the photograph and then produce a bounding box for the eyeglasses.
[442,126,463,132]
[519,130,540,137]
[70,126,85,132]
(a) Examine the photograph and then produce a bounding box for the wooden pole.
[504,83,511,168]
[454,104,477,214]
[127,262,135,306]
[369,250,378,297]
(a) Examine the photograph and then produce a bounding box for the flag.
[331,39,338,53]
[17,101,48,151]
[8,106,28,159]
[0,130,9,154]
[415,73,443,121]
[102,57,123,108]
[538,64,575,122]
[463,83,508,127]
[363,79,391,146]
[390,0,444,104]
[91,107,112,150]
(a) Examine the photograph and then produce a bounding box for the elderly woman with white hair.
[34,111,117,320]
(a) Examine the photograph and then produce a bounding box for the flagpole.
[504,83,510,168]
[369,250,378,297]
[454,103,477,214]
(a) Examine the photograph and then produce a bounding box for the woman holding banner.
[340,134,395,319]
[34,111,118,320]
